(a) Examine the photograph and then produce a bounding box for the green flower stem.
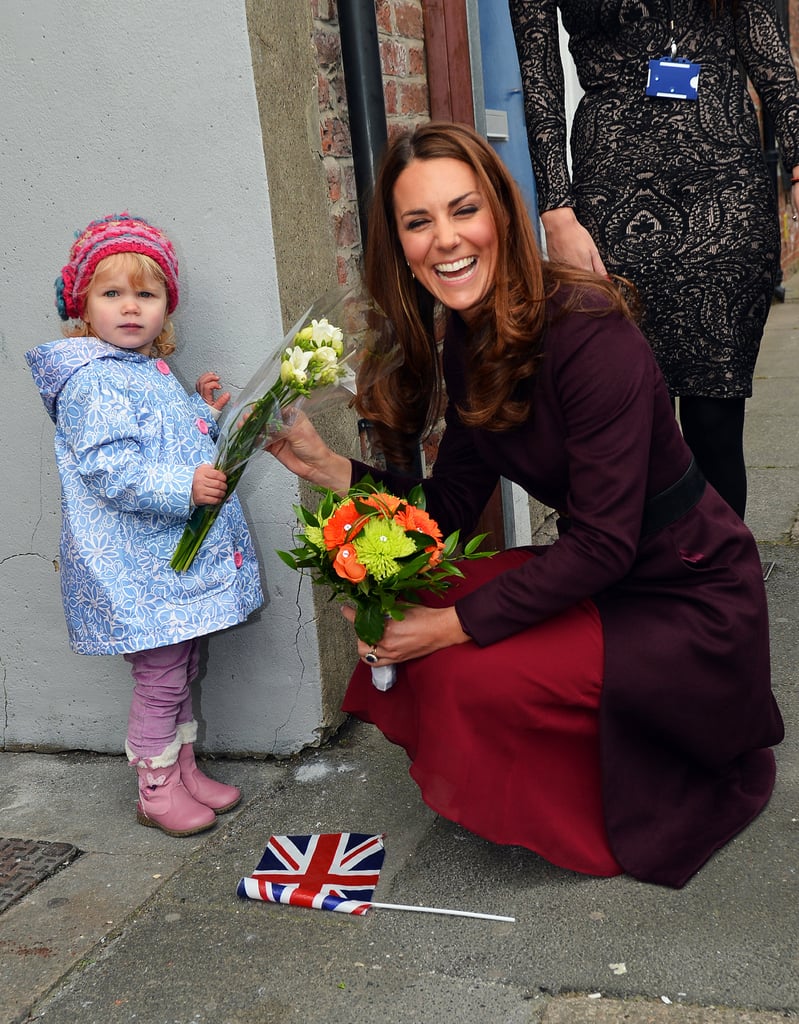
[170,380,292,572]
[169,504,219,574]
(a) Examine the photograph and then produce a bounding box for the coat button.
[196,418,209,434]
[234,550,243,569]
[155,359,171,375]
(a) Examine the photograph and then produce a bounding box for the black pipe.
[340,0,423,475]
[338,0,388,248]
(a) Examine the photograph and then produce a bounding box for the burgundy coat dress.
[348,295,783,888]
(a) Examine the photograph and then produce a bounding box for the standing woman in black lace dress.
[509,0,799,518]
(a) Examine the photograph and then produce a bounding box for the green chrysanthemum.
[353,517,416,581]
[302,524,326,552]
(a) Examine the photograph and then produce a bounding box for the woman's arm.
[455,312,666,646]
[509,0,606,272]
[509,0,572,212]
[734,0,799,174]
[267,410,353,494]
[343,602,471,664]
[540,207,608,274]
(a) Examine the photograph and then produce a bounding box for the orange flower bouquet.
[277,476,494,690]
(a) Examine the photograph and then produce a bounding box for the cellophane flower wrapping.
[171,284,401,572]
[277,476,495,689]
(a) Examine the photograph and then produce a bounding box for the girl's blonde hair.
[63,251,176,357]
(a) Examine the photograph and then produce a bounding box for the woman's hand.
[343,603,471,667]
[196,372,231,411]
[540,207,607,275]
[266,409,352,494]
[191,463,228,506]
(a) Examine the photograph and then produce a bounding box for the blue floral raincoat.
[26,338,264,655]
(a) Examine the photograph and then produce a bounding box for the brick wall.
[312,0,429,287]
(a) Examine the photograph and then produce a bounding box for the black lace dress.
[509,0,799,397]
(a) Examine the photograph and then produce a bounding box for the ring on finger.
[364,645,379,665]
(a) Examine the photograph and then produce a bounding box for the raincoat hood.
[26,337,144,423]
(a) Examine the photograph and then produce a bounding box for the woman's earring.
[406,260,415,280]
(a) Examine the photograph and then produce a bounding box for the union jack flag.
[236,832,385,915]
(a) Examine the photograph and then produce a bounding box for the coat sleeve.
[188,391,221,440]
[58,369,195,518]
[455,312,665,646]
[509,0,574,211]
[734,0,799,171]
[350,391,501,540]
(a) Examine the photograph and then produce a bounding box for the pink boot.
[135,760,216,837]
[177,721,241,814]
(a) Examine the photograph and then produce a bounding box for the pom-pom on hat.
[55,212,179,321]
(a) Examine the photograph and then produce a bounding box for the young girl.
[26,213,263,837]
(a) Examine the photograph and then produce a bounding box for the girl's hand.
[342,603,471,666]
[191,463,228,506]
[266,409,352,494]
[540,207,607,275]
[196,372,231,411]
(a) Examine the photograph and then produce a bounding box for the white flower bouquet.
[171,286,384,572]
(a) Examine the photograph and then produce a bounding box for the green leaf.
[275,549,299,569]
[464,532,494,556]
[318,490,337,518]
[295,504,319,528]
[354,602,387,646]
[407,483,426,508]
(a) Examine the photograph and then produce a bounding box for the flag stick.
[368,901,514,922]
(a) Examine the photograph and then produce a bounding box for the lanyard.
[666,0,677,57]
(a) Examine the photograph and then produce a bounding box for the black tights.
[675,396,747,520]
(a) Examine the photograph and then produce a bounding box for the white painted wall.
[1,1,323,756]
[558,11,584,173]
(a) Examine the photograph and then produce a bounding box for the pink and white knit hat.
[55,212,179,321]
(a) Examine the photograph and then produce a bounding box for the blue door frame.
[476,0,539,237]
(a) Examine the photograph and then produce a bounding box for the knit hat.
[55,213,179,321]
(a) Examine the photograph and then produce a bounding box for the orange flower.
[362,493,402,516]
[394,503,444,571]
[423,541,444,569]
[323,501,365,549]
[395,504,443,544]
[333,543,367,583]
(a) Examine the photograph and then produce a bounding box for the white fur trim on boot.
[125,733,183,769]
[176,720,199,746]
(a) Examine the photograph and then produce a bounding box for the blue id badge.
[645,57,700,100]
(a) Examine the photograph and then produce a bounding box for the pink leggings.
[124,638,200,761]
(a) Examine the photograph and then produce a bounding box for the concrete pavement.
[2,287,798,1024]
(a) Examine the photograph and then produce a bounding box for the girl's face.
[83,254,168,354]
[393,157,499,323]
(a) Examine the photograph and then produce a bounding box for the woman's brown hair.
[358,121,632,462]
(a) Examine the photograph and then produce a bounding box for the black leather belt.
[640,456,706,538]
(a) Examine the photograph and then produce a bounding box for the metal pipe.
[338,0,388,248]
[340,0,422,474]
